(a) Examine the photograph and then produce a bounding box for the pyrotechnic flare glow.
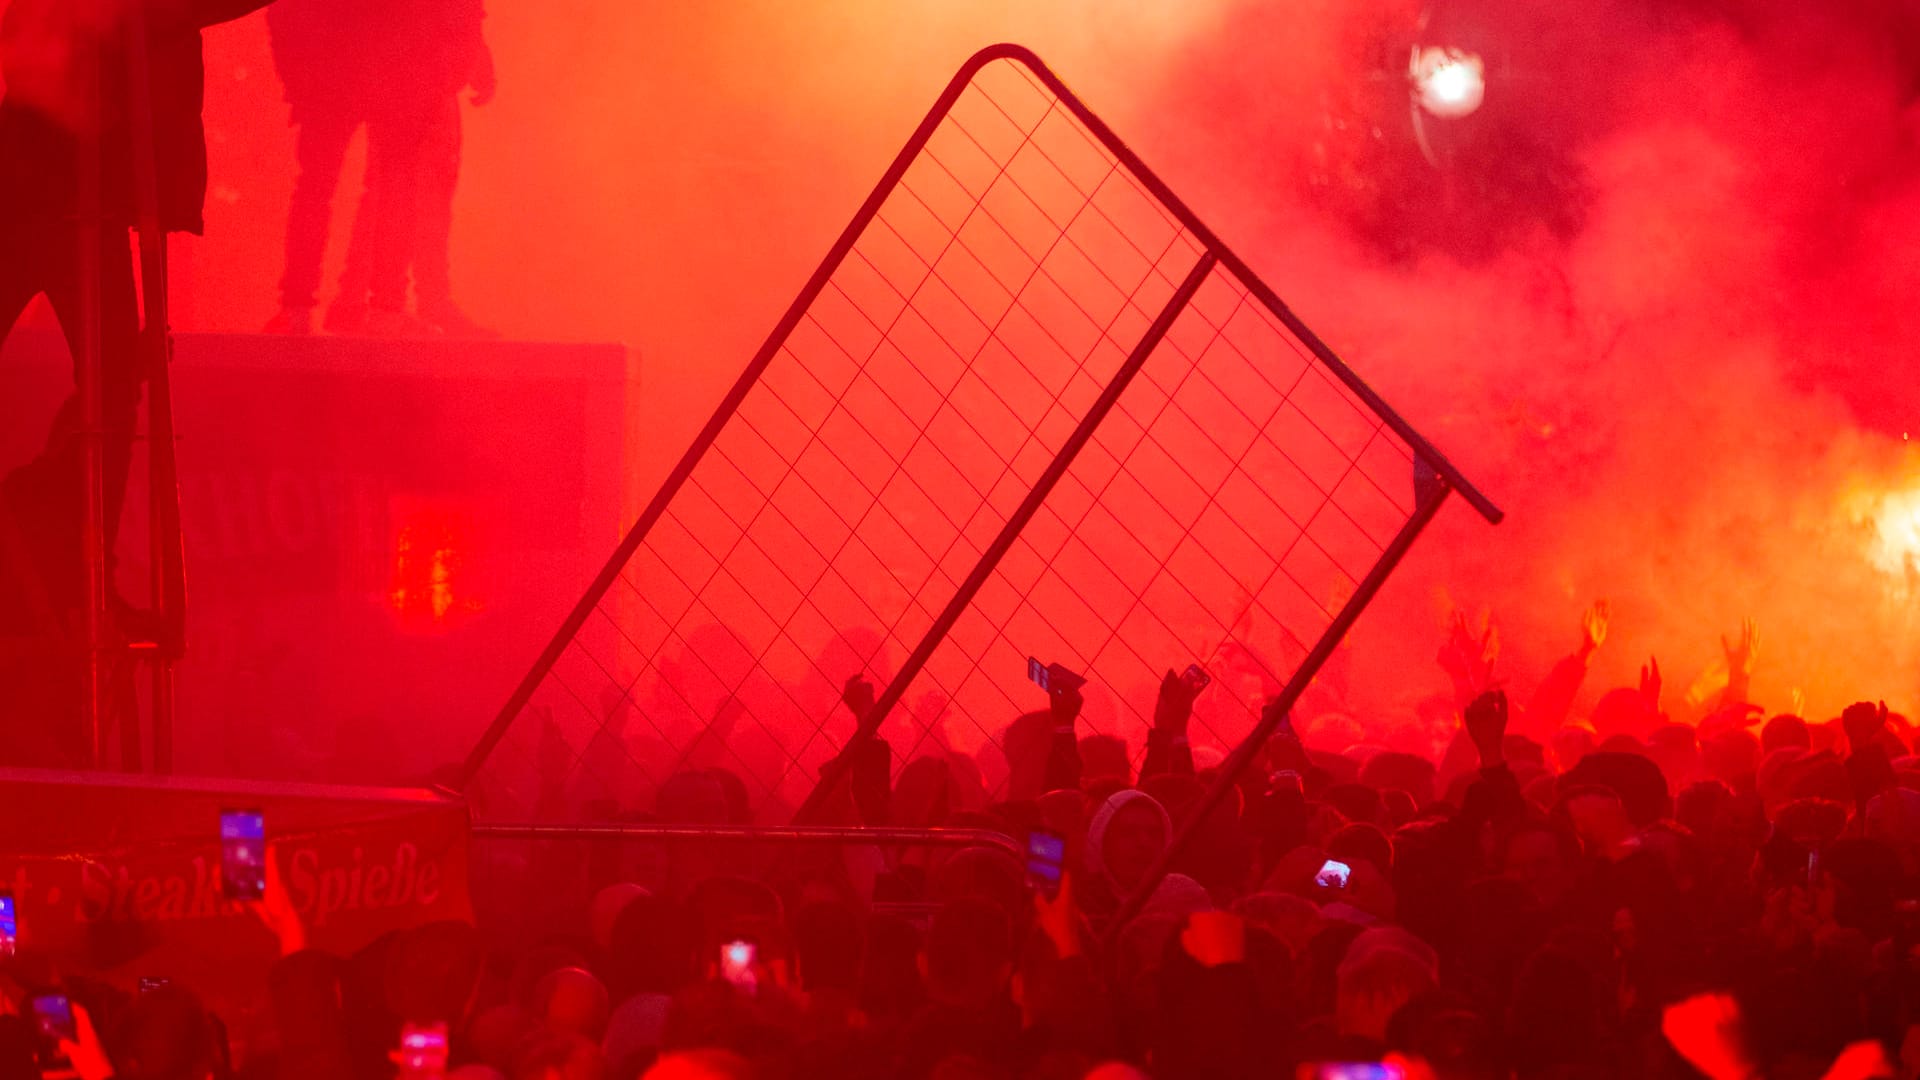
[1411,45,1485,118]
[1863,485,1920,583]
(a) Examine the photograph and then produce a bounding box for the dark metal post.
[1099,481,1455,945]
[122,2,185,772]
[75,24,110,767]
[793,253,1219,823]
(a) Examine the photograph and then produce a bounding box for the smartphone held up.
[396,1021,449,1079]
[720,939,758,996]
[1315,859,1351,890]
[1026,656,1086,695]
[1026,828,1066,899]
[1299,1064,1406,1080]
[31,993,76,1069]
[220,808,266,901]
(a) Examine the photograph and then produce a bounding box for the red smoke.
[161,0,1920,764]
[1147,0,1920,733]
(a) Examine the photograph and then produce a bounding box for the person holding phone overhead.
[1140,666,1207,782]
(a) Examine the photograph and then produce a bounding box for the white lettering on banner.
[285,842,447,928]
[44,840,455,929]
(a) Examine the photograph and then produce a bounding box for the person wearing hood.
[1078,788,1173,924]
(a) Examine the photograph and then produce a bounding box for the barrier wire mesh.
[460,46,1497,825]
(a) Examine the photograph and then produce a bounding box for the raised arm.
[1718,617,1759,710]
[1520,600,1607,739]
[1842,699,1896,812]
[1043,681,1084,794]
[1140,669,1200,782]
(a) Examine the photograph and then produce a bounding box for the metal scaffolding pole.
[122,0,186,773]
[75,11,111,769]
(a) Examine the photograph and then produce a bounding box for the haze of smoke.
[1147,0,1920,738]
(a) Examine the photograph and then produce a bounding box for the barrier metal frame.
[459,43,1501,918]
[472,821,1023,861]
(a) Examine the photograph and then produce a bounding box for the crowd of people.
[3,604,1917,1080]
[6,1,1911,1076]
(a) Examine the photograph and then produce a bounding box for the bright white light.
[1411,45,1485,118]
[1865,486,1920,580]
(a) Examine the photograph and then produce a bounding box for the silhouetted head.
[1336,945,1437,1042]
[606,893,696,999]
[1322,782,1385,828]
[510,1028,604,1080]
[386,920,484,1027]
[1560,751,1670,826]
[268,948,345,1048]
[655,771,730,825]
[1328,821,1394,877]
[1699,728,1762,794]
[1645,723,1702,789]
[1087,790,1171,892]
[531,967,610,1041]
[923,898,1014,1008]
[1500,818,1580,909]
[114,984,218,1080]
[640,1049,753,1080]
[1589,688,1658,742]
[791,900,863,994]
[1550,722,1597,772]
[1360,750,1437,806]
[1762,714,1812,753]
[1506,946,1613,1074]
[590,883,649,951]
[928,845,1027,927]
[465,1004,534,1074]
[858,913,925,1023]
[1673,778,1732,839]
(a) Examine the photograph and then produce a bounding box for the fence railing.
[457,44,1500,903]
[471,822,1020,860]
[465,820,1026,935]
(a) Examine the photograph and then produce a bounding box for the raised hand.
[1841,700,1890,753]
[1579,600,1610,659]
[1180,910,1247,969]
[1639,656,1662,711]
[1818,1040,1896,1080]
[1437,611,1498,705]
[56,1002,114,1080]
[1153,669,1200,735]
[841,673,876,720]
[1033,870,1079,960]
[1464,688,1509,767]
[1049,682,1084,728]
[1260,696,1299,744]
[1662,992,1758,1080]
[246,843,307,956]
[1721,617,1760,679]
